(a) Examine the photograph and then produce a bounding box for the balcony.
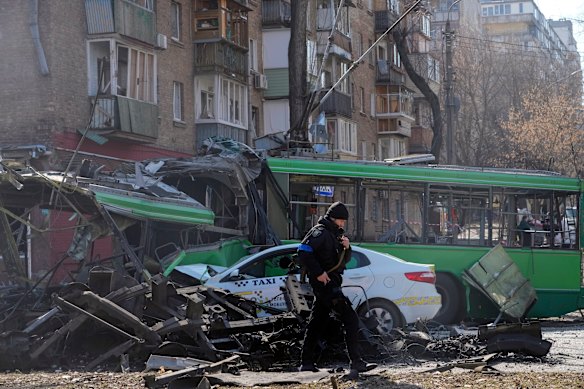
[262,0,291,27]
[374,92,414,121]
[406,53,441,94]
[85,0,156,45]
[319,89,352,118]
[374,10,398,32]
[194,42,247,81]
[89,96,158,141]
[316,30,352,59]
[193,0,250,49]
[376,60,405,85]
[377,118,411,137]
[195,123,247,150]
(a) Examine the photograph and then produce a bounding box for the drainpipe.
[29,0,50,76]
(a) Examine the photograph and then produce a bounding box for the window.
[329,118,357,153]
[333,60,350,94]
[221,79,246,126]
[200,89,215,119]
[249,39,258,72]
[251,106,260,134]
[351,82,355,110]
[360,87,365,113]
[171,2,182,42]
[368,39,374,63]
[355,32,363,57]
[127,0,153,11]
[116,45,156,103]
[428,56,439,82]
[307,40,318,76]
[420,15,431,36]
[392,44,401,67]
[173,81,184,121]
[389,0,399,13]
[377,44,387,61]
[337,2,350,36]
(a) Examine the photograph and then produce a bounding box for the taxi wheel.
[358,299,403,335]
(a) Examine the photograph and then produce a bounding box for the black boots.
[298,362,320,372]
[351,360,377,373]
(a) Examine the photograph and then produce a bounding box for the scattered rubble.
[0,142,558,387]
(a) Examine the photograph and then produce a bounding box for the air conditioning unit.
[254,73,268,90]
[156,33,168,50]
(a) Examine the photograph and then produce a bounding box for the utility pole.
[445,0,462,165]
[445,19,454,165]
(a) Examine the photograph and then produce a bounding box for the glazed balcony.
[85,0,156,45]
[262,0,291,27]
[374,92,414,121]
[193,0,250,49]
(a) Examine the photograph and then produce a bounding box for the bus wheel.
[358,299,404,335]
[433,273,463,324]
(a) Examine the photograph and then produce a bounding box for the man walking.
[297,201,377,375]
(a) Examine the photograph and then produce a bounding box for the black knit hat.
[326,201,349,220]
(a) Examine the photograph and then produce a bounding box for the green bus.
[265,157,583,323]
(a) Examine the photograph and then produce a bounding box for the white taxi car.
[176,244,441,333]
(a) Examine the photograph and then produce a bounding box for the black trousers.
[300,281,361,365]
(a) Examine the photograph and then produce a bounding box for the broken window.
[116,45,156,103]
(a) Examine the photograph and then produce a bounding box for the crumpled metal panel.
[462,244,537,319]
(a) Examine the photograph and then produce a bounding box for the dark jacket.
[297,216,351,286]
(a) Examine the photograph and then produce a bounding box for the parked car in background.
[176,244,442,334]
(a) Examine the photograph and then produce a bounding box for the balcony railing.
[262,0,291,27]
[374,10,398,32]
[377,118,411,137]
[375,92,414,119]
[194,42,247,79]
[90,95,158,140]
[85,0,156,45]
[376,60,405,85]
[319,89,352,118]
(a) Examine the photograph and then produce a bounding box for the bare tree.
[500,85,583,177]
[392,25,443,161]
[454,31,508,166]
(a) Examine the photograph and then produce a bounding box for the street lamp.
[445,0,463,165]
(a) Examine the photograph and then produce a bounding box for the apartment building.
[0,0,208,169]
[0,0,439,168]
[260,0,436,161]
[480,1,571,55]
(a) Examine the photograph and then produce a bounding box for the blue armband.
[298,243,313,252]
